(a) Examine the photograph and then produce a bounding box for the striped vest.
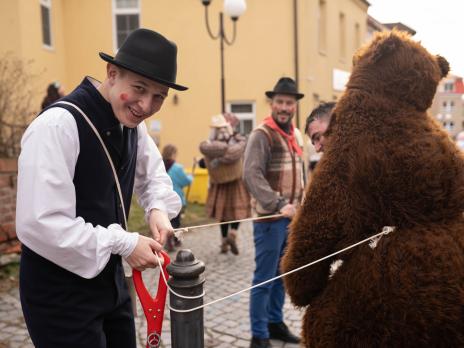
[252,124,304,216]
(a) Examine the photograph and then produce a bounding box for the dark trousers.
[20,245,136,348]
[171,213,181,229]
[220,222,240,237]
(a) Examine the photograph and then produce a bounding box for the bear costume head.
[320,29,464,228]
[281,30,464,347]
[349,30,449,111]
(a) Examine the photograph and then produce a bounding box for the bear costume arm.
[280,157,352,306]
[280,124,378,306]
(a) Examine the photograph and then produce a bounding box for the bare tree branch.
[0,53,38,158]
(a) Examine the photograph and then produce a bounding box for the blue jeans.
[249,218,290,339]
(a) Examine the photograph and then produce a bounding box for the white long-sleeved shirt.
[16,107,181,279]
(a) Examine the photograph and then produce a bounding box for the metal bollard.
[167,249,205,348]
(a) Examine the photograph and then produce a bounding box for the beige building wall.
[300,0,368,159]
[5,0,68,112]
[0,0,369,165]
[59,1,114,86]
[0,1,21,55]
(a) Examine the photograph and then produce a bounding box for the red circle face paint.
[120,93,128,101]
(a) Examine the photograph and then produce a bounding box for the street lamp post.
[201,0,246,114]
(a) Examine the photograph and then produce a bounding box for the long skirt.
[206,179,251,221]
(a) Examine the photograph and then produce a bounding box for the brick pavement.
[0,222,303,347]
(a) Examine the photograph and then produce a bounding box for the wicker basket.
[204,157,243,184]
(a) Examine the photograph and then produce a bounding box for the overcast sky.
[368,0,464,77]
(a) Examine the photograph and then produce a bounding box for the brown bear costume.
[281,30,464,347]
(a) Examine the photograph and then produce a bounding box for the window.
[443,121,454,132]
[40,0,52,48]
[444,82,454,92]
[313,93,320,108]
[354,23,361,50]
[318,0,327,53]
[443,100,453,113]
[113,0,140,51]
[339,13,346,60]
[227,102,256,136]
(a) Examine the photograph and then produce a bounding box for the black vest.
[21,78,138,314]
[62,77,138,228]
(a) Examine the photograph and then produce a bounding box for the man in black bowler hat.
[243,77,303,348]
[16,28,187,348]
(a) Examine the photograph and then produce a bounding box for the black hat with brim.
[265,77,304,100]
[99,28,188,91]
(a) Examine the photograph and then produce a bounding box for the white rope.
[154,213,286,300]
[56,102,393,314]
[159,213,288,299]
[173,214,285,241]
[158,226,395,313]
[154,253,205,300]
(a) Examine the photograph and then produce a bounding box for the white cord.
[161,226,395,313]
[173,214,285,241]
[55,103,394,315]
[154,253,205,300]
[156,214,287,298]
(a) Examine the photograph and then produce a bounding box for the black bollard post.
[167,249,205,348]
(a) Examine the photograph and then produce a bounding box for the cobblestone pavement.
[0,222,303,347]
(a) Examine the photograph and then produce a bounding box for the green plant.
[182,203,213,227]
[0,261,20,292]
[127,198,212,236]
[127,196,150,235]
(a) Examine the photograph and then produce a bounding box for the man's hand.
[148,209,173,246]
[125,235,164,271]
[280,204,296,218]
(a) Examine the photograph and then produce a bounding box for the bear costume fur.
[281,30,464,347]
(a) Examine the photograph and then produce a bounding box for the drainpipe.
[293,0,300,128]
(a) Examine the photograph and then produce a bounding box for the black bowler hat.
[99,28,188,91]
[265,77,304,100]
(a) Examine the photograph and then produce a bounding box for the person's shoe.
[227,230,239,255]
[250,337,272,348]
[220,237,229,254]
[268,322,300,344]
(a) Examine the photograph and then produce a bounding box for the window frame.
[226,101,256,136]
[317,0,327,55]
[444,82,454,92]
[339,12,346,61]
[112,0,141,53]
[354,22,361,51]
[40,0,53,50]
